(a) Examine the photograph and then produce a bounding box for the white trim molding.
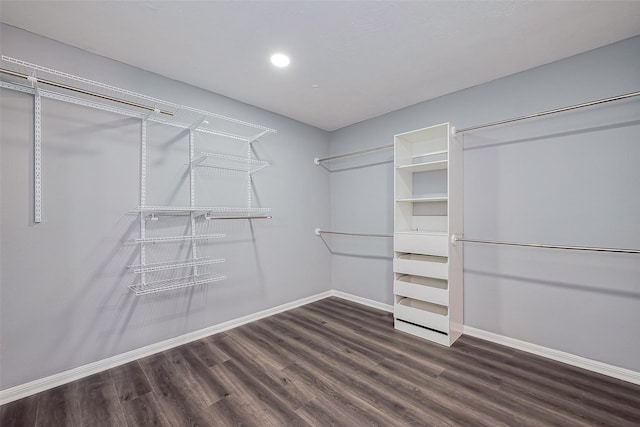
[3,292,638,405]
[463,326,640,386]
[331,290,394,312]
[0,290,332,405]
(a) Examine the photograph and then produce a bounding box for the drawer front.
[394,233,448,257]
[394,304,449,333]
[394,319,451,346]
[394,280,449,306]
[393,258,448,280]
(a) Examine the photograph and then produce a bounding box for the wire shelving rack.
[0,55,276,295]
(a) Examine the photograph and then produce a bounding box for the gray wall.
[328,36,640,371]
[0,24,331,389]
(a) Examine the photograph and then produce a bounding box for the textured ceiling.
[1,1,639,131]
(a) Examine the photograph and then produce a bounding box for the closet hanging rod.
[0,68,174,116]
[315,228,392,238]
[452,237,640,254]
[206,215,272,220]
[455,90,640,134]
[314,144,393,164]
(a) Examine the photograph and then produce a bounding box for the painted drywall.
[328,36,640,371]
[0,24,331,389]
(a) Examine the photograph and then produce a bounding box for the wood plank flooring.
[2,297,640,426]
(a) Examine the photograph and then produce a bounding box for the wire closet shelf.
[0,55,278,295]
[0,55,277,142]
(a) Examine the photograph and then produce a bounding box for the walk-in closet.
[1,2,639,426]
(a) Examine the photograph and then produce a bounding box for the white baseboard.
[0,290,333,405]
[4,292,638,405]
[331,290,394,312]
[463,326,640,386]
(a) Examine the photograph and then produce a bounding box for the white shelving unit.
[133,113,275,295]
[0,55,276,296]
[393,122,463,346]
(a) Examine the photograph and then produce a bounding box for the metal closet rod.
[453,237,640,254]
[314,144,393,164]
[206,215,272,220]
[455,90,640,134]
[0,68,174,116]
[315,228,392,238]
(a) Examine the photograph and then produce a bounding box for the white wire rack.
[0,55,276,295]
[192,152,270,174]
[131,257,225,274]
[0,55,276,141]
[129,273,228,296]
[134,234,227,244]
[136,206,272,215]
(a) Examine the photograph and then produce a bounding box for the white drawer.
[394,232,448,257]
[394,319,451,346]
[393,254,448,279]
[394,276,448,306]
[394,297,448,333]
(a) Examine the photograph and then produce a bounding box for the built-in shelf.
[395,196,448,203]
[192,152,270,174]
[131,257,225,274]
[395,230,448,236]
[411,149,448,159]
[393,122,463,347]
[395,160,448,173]
[135,234,226,244]
[129,273,227,296]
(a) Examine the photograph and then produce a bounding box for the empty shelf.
[396,160,448,173]
[192,152,270,174]
[131,257,225,274]
[396,196,448,203]
[129,273,227,295]
[411,149,448,159]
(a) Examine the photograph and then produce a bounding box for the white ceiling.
[1,1,639,131]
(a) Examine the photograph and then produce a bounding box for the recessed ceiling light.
[270,53,290,68]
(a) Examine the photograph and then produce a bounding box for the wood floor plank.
[0,394,38,427]
[138,352,220,426]
[279,310,387,364]
[508,349,640,408]
[163,345,227,407]
[210,359,310,426]
[298,304,446,377]
[231,326,406,426]
[120,392,174,427]
[34,382,80,427]
[3,296,639,427]
[186,335,231,368]
[250,317,458,425]
[274,316,506,426]
[77,371,126,427]
[215,335,314,411]
[207,394,269,427]
[110,361,152,404]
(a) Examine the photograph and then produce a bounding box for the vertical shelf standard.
[393,122,463,346]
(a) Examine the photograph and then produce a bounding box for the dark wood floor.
[2,297,640,426]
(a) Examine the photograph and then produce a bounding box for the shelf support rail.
[189,128,199,278]
[451,236,640,255]
[454,90,640,134]
[32,76,43,223]
[314,144,393,165]
[315,228,392,238]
